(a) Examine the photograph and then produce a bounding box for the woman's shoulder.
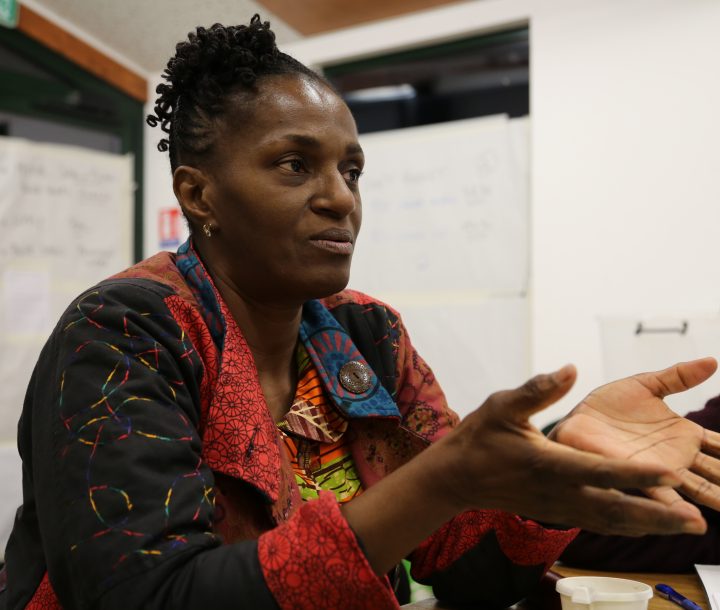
[319,290,406,360]
[109,250,188,295]
[320,288,400,317]
[58,251,196,326]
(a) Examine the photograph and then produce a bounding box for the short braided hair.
[147,15,328,172]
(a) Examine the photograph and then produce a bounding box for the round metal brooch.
[338,360,372,394]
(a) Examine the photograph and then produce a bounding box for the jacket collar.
[300,300,399,418]
[174,239,398,502]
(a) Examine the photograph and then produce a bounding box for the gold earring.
[202,223,213,238]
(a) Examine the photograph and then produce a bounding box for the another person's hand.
[433,364,708,536]
[551,357,720,515]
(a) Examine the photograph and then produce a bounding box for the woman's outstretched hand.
[433,363,711,536]
[550,357,720,517]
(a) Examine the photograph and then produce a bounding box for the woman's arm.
[336,307,713,605]
[14,281,277,608]
[14,281,394,610]
[342,366,705,576]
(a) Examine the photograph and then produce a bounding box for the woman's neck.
[206,263,303,423]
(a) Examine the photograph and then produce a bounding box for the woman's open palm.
[552,358,720,511]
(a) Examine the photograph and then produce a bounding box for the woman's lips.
[309,238,354,255]
[309,229,354,255]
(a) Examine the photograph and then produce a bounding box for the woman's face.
[199,73,364,306]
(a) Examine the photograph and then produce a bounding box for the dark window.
[323,28,528,134]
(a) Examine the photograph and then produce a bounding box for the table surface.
[401,565,708,610]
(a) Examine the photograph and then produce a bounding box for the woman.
[2,16,720,610]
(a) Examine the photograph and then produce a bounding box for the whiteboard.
[349,115,530,418]
[0,138,133,442]
[351,115,528,296]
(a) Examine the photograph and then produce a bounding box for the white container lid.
[556,577,653,605]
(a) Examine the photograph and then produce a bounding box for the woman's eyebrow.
[347,143,364,157]
[280,133,320,147]
[279,134,363,156]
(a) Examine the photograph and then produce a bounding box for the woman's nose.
[310,171,357,218]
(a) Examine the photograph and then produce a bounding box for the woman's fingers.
[677,467,720,511]
[701,428,720,456]
[563,486,706,537]
[512,442,707,535]
[643,484,702,515]
[492,365,577,422]
[692,451,720,484]
[535,439,681,490]
[522,442,710,535]
[635,357,717,399]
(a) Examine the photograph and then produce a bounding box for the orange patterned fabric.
[278,343,363,504]
[281,344,348,444]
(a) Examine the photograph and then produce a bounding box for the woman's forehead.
[226,74,359,145]
[256,74,346,117]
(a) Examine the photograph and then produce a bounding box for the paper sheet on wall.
[600,316,720,415]
[2,269,50,333]
[350,114,528,296]
[0,138,133,442]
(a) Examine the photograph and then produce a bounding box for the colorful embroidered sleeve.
[8,280,276,609]
[389,302,578,605]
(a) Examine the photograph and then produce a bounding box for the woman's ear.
[173,165,214,230]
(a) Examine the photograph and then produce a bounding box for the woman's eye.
[280,158,305,173]
[345,168,363,183]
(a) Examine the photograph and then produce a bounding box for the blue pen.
[656,584,704,610]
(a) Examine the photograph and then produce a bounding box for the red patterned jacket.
[3,241,576,610]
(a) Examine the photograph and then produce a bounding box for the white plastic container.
[556,576,653,610]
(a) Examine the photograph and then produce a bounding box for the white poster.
[0,138,133,442]
[350,115,528,296]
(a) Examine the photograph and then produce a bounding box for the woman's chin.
[304,271,351,300]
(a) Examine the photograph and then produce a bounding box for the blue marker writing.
[655,584,704,610]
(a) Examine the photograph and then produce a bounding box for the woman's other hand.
[550,357,720,515]
[433,363,708,536]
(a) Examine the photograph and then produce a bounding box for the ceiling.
[27,0,301,73]
[26,0,466,75]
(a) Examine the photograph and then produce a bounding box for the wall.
[530,0,720,425]
[143,0,720,427]
[144,90,180,258]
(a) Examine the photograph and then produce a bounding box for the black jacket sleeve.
[6,279,279,610]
